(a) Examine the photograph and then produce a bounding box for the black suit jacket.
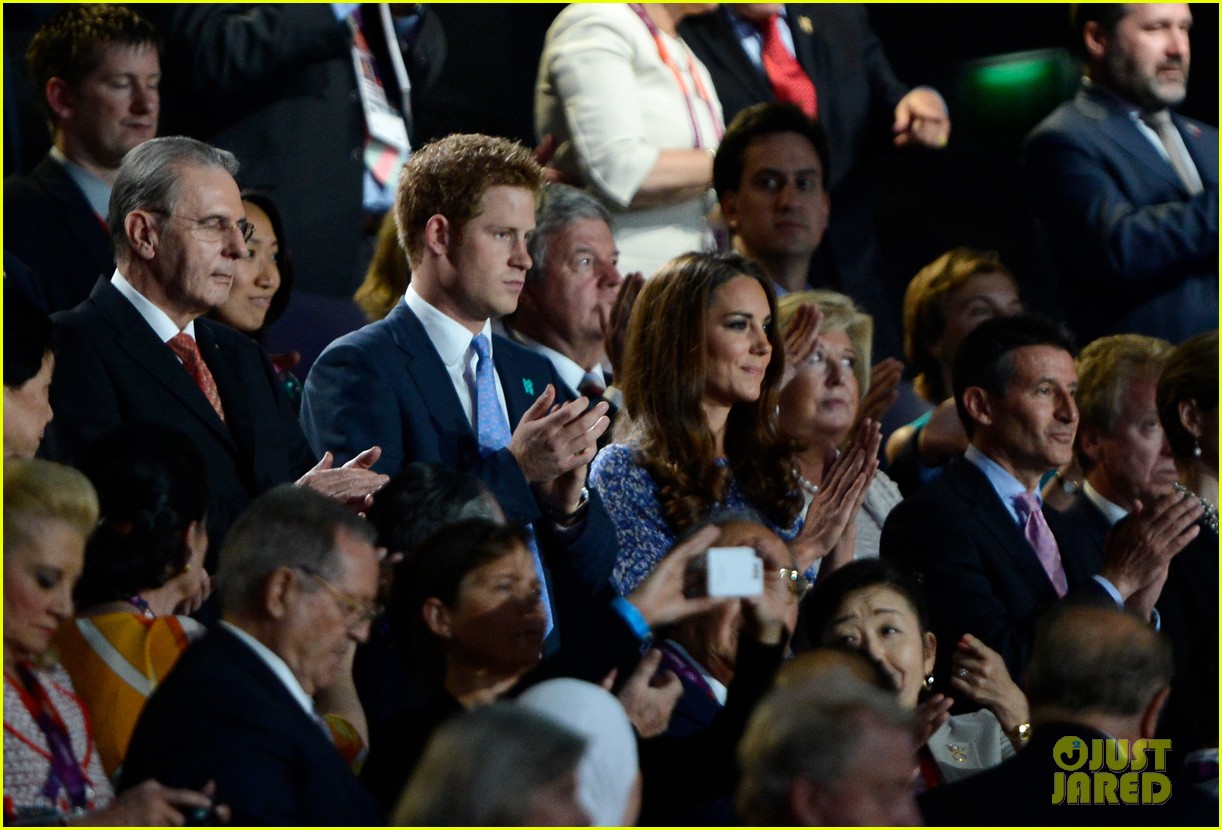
[919,722,1218,826]
[141,3,446,297]
[3,154,113,313]
[119,626,380,826]
[1153,529,1219,759]
[679,4,910,356]
[46,279,315,560]
[302,299,619,633]
[1056,491,1111,559]
[1056,494,1219,756]
[1024,81,1218,343]
[880,457,1105,688]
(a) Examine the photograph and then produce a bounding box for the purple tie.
[1013,492,1068,597]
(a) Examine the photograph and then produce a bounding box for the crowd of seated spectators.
[4,2,1217,827]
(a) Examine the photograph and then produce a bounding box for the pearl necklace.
[1173,482,1219,535]
[797,472,819,494]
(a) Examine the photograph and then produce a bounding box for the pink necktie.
[758,15,817,118]
[1013,491,1068,597]
[167,333,227,425]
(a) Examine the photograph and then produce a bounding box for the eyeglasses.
[149,211,255,243]
[297,567,382,629]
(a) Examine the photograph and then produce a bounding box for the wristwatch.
[1008,722,1032,745]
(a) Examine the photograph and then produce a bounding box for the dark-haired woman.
[589,252,877,594]
[361,519,547,812]
[208,191,302,409]
[1153,330,1218,762]
[53,423,211,777]
[801,559,1028,787]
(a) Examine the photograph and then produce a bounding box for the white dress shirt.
[405,284,508,429]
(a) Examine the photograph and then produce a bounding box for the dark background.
[412,3,1218,326]
[5,3,1217,334]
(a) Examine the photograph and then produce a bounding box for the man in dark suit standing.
[880,315,1201,689]
[302,133,616,637]
[4,5,159,314]
[500,183,625,442]
[919,605,1217,826]
[140,3,447,371]
[1024,3,1218,344]
[46,136,386,564]
[680,4,949,358]
[120,486,382,825]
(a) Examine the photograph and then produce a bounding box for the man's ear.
[124,211,160,261]
[1083,21,1109,62]
[422,597,453,641]
[1139,685,1171,740]
[423,214,451,258]
[787,776,823,826]
[263,567,297,621]
[1078,423,1103,467]
[720,191,740,234]
[44,77,73,123]
[961,386,993,428]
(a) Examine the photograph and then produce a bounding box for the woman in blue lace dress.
[590,252,874,593]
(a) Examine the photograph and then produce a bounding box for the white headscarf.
[517,678,639,826]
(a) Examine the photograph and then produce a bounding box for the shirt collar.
[1083,76,1165,120]
[1083,480,1128,526]
[50,145,112,219]
[405,284,493,367]
[728,4,790,36]
[111,269,196,342]
[964,443,1035,522]
[502,326,603,393]
[219,621,316,718]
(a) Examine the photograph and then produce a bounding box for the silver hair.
[736,671,917,824]
[215,484,375,616]
[393,703,586,825]
[525,184,613,283]
[109,135,239,260]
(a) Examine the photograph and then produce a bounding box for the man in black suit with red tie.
[680,4,949,357]
[880,315,1201,690]
[46,136,386,564]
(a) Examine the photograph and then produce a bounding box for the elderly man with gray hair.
[500,183,636,434]
[736,671,921,826]
[46,135,386,570]
[118,485,383,824]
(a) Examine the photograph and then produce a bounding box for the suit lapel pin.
[798,15,813,34]
[523,378,535,396]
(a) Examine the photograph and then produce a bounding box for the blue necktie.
[470,334,553,634]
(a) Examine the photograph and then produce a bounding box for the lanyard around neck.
[628,4,723,148]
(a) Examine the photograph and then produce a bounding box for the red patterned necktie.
[758,15,817,118]
[167,332,227,425]
[1013,491,1068,597]
[578,372,606,400]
